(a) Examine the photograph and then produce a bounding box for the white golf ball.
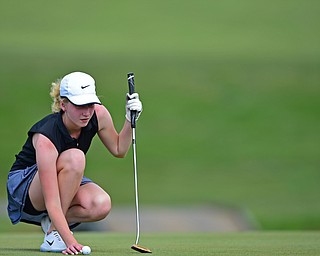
[82,246,91,255]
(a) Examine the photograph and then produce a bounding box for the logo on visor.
[81,85,90,89]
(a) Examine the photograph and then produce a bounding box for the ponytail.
[50,79,62,113]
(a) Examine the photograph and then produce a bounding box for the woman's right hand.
[62,243,83,255]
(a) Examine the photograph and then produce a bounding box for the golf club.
[127,73,152,254]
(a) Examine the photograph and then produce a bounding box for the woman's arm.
[33,134,79,250]
[95,104,132,158]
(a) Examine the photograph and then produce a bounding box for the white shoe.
[41,216,51,234]
[41,216,74,235]
[40,230,67,252]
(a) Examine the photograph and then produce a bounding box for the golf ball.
[82,246,91,255]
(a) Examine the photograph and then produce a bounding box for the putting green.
[0,231,319,255]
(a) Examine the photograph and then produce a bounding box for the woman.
[7,71,142,255]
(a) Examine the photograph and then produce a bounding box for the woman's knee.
[57,149,86,176]
[73,183,112,221]
[92,192,112,220]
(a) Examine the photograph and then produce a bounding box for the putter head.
[131,244,152,253]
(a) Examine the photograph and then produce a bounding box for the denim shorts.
[7,164,92,226]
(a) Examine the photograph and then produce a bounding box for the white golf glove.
[125,93,143,122]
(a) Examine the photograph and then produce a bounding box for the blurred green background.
[0,0,319,231]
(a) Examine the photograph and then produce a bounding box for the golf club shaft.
[132,127,140,245]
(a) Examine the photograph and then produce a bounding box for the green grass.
[0,0,320,230]
[0,231,319,256]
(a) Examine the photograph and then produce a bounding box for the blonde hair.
[50,79,64,113]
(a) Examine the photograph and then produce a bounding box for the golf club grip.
[127,73,137,128]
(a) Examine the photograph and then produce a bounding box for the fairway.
[0,231,319,256]
[0,0,320,236]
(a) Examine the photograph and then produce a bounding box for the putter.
[127,73,152,254]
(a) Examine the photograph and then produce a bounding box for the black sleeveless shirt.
[10,111,99,171]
